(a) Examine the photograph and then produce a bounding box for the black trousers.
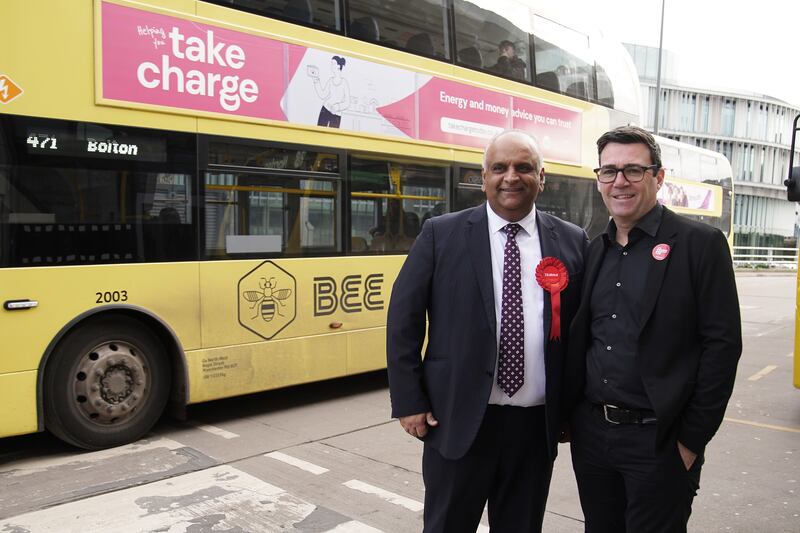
[570,400,703,533]
[317,106,341,127]
[422,404,552,533]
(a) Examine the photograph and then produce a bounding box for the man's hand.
[399,412,438,438]
[677,441,697,470]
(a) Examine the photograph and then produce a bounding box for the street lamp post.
[653,0,666,134]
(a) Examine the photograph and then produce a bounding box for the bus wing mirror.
[787,166,800,202]
[787,114,800,202]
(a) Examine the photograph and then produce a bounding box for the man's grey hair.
[482,129,544,171]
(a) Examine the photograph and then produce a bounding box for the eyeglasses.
[593,165,660,183]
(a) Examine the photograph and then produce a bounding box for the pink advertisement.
[657,180,719,214]
[511,97,581,164]
[417,78,513,148]
[99,1,582,163]
[101,1,285,121]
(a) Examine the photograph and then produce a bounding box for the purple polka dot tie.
[499,223,524,397]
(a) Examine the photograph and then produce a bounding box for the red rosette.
[535,257,569,341]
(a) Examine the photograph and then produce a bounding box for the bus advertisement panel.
[99,1,582,164]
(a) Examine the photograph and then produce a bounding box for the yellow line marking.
[723,417,800,433]
[747,365,778,381]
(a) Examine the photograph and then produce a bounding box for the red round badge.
[652,243,671,261]
[535,257,569,293]
[535,257,569,341]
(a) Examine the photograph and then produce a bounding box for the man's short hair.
[597,125,662,169]
[499,40,515,52]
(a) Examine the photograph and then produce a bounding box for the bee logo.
[243,277,292,321]
[238,260,296,340]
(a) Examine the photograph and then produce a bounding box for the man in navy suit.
[387,130,587,532]
[565,125,742,532]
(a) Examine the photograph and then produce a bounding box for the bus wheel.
[44,317,170,450]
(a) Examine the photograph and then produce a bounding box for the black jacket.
[565,207,742,454]
[387,205,587,460]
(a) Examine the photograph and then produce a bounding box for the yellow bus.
[0,0,727,449]
[655,135,735,245]
[784,113,800,388]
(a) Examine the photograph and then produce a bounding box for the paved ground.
[0,272,797,532]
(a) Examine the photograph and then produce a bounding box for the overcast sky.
[576,0,799,108]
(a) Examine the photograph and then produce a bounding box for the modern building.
[624,43,800,247]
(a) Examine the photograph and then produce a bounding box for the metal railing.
[732,246,798,269]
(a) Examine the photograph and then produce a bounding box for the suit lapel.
[467,205,497,339]
[637,208,677,330]
[537,211,559,345]
[575,236,605,322]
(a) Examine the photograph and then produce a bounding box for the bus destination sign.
[25,130,167,162]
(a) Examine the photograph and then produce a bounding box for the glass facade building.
[624,43,800,247]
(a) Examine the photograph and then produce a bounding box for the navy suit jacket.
[387,204,588,460]
[565,207,742,454]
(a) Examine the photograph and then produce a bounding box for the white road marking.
[265,451,329,475]
[724,417,800,434]
[0,465,375,532]
[324,521,384,532]
[0,436,184,477]
[190,421,240,439]
[343,479,424,512]
[477,524,490,532]
[748,365,779,381]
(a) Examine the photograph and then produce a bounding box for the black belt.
[592,403,658,425]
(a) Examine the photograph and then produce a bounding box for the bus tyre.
[44,317,170,450]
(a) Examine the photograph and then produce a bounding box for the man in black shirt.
[564,126,741,533]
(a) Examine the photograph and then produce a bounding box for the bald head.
[483,130,543,172]
[481,129,546,222]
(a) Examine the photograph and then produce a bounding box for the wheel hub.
[74,341,149,425]
[101,365,134,404]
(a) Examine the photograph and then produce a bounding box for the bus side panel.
[186,333,349,403]
[795,271,800,389]
[193,256,404,401]
[347,329,389,375]
[0,371,38,438]
[198,257,401,349]
[0,264,197,375]
[0,263,201,438]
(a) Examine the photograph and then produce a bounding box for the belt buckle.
[603,404,621,425]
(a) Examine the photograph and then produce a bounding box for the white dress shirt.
[486,203,546,406]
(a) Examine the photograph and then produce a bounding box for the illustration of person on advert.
[309,55,350,128]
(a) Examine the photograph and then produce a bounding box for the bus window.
[207,140,339,173]
[204,172,338,257]
[453,0,531,83]
[591,38,640,114]
[454,168,608,238]
[0,116,196,267]
[203,138,340,258]
[660,144,681,177]
[204,0,340,31]
[681,150,701,181]
[454,166,485,211]
[532,15,595,101]
[536,174,608,239]
[347,0,450,59]
[350,156,447,253]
